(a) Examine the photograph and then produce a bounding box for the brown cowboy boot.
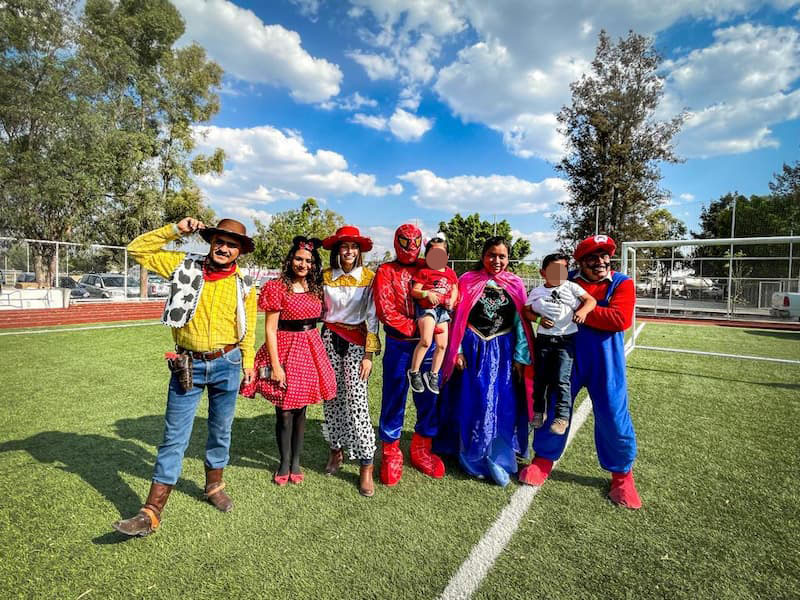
[359,464,375,497]
[204,465,233,513]
[325,447,344,475]
[112,482,172,537]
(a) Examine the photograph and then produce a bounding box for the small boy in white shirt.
[525,253,596,435]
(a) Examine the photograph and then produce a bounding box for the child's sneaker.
[532,413,546,429]
[423,371,440,394]
[407,370,425,394]
[549,417,569,435]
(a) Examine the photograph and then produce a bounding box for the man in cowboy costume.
[373,223,445,485]
[520,234,642,509]
[112,217,258,536]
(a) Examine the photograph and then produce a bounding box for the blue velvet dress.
[434,283,530,486]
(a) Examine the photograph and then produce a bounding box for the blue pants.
[532,326,637,473]
[153,347,242,484]
[379,334,438,442]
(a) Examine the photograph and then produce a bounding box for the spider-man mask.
[394,224,422,264]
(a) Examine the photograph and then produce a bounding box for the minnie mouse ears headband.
[292,236,322,252]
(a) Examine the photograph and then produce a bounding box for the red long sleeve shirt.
[574,273,635,332]
[374,260,419,338]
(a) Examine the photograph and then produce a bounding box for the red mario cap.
[573,234,617,261]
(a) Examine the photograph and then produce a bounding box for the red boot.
[409,433,445,479]
[608,470,642,509]
[380,440,404,486]
[518,456,553,486]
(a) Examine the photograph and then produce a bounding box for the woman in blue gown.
[434,237,534,486]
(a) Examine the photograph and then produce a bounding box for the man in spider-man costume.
[374,224,445,485]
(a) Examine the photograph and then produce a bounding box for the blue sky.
[173,0,800,258]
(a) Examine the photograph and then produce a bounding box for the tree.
[0,0,110,285]
[693,190,799,278]
[0,0,223,292]
[249,199,344,267]
[78,0,223,295]
[555,30,685,249]
[437,213,531,275]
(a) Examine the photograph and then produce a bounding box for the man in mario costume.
[519,234,642,509]
[373,224,445,486]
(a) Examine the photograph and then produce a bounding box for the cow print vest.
[161,254,252,341]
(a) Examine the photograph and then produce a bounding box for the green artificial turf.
[1,320,798,599]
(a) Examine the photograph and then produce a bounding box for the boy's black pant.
[532,333,576,420]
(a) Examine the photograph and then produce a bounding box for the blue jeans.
[532,333,576,421]
[152,347,242,485]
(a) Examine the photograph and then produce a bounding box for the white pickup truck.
[770,292,800,320]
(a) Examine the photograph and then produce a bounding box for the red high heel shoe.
[273,472,289,486]
[289,472,304,484]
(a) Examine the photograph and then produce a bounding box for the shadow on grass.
[0,431,204,521]
[548,470,608,497]
[113,412,336,478]
[629,365,800,390]
[743,330,800,341]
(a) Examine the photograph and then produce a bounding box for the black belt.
[278,318,319,331]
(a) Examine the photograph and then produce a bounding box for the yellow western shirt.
[127,224,257,369]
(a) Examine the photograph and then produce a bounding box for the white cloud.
[388,109,434,141]
[679,193,695,202]
[424,1,800,160]
[347,51,399,80]
[227,205,274,224]
[192,125,403,216]
[397,169,568,214]
[677,88,800,157]
[289,0,322,19]
[349,0,466,37]
[351,109,433,141]
[351,113,388,131]
[510,229,560,258]
[664,24,800,108]
[173,0,342,103]
[321,92,379,111]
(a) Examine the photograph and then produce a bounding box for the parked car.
[770,292,800,320]
[78,273,140,299]
[55,276,91,299]
[147,274,170,297]
[14,272,39,289]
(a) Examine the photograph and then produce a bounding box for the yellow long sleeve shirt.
[127,224,257,369]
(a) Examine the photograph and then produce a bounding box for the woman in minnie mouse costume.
[519,234,642,509]
[240,237,336,486]
[373,224,445,486]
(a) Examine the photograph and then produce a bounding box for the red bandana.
[203,261,237,281]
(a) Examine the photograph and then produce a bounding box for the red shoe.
[380,440,404,486]
[289,472,304,484]
[608,470,642,509]
[518,456,554,486]
[409,433,445,479]
[273,472,289,486]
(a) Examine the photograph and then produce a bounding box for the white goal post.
[622,235,800,365]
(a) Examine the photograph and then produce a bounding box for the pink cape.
[441,269,534,409]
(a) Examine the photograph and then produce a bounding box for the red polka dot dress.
[240,279,337,409]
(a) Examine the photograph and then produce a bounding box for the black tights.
[275,406,307,475]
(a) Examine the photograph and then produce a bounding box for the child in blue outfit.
[526,253,596,434]
[408,236,459,394]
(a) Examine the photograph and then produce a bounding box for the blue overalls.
[532,271,637,473]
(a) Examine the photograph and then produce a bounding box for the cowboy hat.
[199,218,255,254]
[322,225,373,252]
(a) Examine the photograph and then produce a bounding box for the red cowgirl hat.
[322,225,373,252]
[573,234,617,261]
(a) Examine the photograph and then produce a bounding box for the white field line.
[0,321,161,336]
[439,322,645,600]
[635,345,800,365]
